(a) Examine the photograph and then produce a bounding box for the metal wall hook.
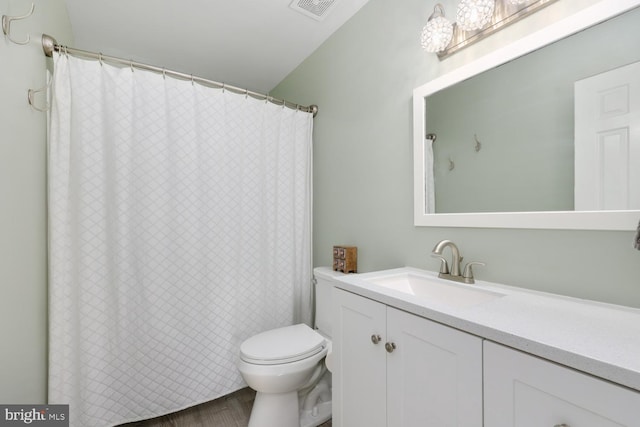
[448,157,455,171]
[2,3,35,45]
[28,75,52,112]
[474,134,482,152]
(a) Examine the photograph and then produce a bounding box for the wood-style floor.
[119,387,332,427]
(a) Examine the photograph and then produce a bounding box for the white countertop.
[334,267,640,392]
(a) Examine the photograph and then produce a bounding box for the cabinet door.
[386,308,483,427]
[333,289,387,427]
[484,341,640,427]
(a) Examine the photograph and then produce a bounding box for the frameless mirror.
[413,0,640,230]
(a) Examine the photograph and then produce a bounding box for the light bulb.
[456,0,495,31]
[420,4,454,53]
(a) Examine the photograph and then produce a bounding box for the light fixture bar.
[437,0,559,59]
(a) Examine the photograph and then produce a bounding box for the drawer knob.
[385,342,397,353]
[371,334,381,345]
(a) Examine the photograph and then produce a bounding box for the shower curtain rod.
[41,34,318,117]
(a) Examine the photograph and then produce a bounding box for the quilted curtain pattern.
[48,53,313,427]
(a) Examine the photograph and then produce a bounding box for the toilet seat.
[240,324,326,365]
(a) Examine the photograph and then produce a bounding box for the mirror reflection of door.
[574,61,640,211]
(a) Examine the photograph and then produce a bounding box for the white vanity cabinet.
[484,341,640,427]
[332,288,483,427]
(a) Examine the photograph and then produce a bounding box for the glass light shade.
[420,15,454,53]
[456,0,495,31]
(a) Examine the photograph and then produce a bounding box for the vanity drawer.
[484,341,640,427]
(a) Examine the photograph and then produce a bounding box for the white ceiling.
[63,0,371,93]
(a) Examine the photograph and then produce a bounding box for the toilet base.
[248,391,299,427]
[300,400,332,427]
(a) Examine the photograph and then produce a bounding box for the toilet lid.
[240,324,326,365]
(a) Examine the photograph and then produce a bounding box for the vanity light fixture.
[420,4,454,53]
[421,0,559,59]
[456,0,495,31]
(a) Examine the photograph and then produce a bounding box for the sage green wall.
[0,0,73,403]
[272,0,640,307]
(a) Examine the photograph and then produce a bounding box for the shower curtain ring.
[98,53,103,66]
[191,74,195,86]
[162,68,166,79]
[130,60,134,72]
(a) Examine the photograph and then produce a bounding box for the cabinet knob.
[554,424,570,427]
[371,334,381,345]
[385,342,397,353]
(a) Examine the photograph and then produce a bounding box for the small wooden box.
[333,246,357,273]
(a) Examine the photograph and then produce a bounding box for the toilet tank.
[313,267,346,338]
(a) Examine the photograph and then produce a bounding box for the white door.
[484,341,640,427]
[574,61,640,210]
[332,289,387,427]
[386,308,483,427]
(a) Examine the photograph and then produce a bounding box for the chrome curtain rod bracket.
[42,33,57,57]
[2,3,35,45]
[28,76,52,112]
[39,33,318,117]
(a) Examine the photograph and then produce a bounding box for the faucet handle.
[431,254,450,275]
[462,262,485,283]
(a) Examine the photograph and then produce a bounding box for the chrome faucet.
[432,239,462,276]
[431,240,485,284]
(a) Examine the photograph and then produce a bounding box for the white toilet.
[237,267,342,427]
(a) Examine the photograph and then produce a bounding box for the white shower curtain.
[47,53,313,427]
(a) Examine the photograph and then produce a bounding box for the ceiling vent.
[289,0,338,21]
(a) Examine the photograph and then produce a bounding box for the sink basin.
[365,271,504,309]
